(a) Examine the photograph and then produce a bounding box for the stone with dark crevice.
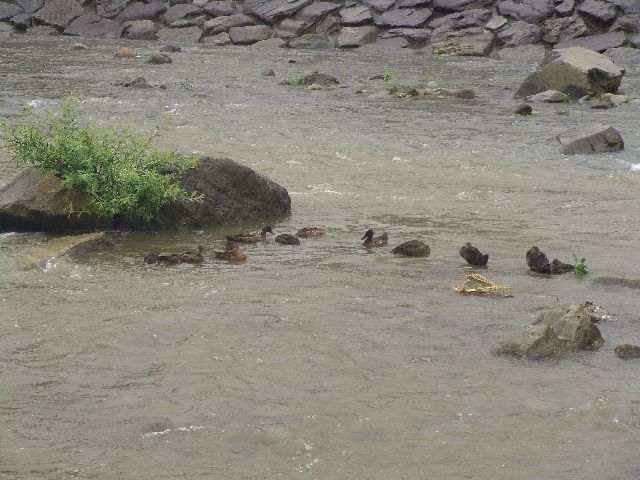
[555,0,575,16]
[496,21,540,47]
[163,4,202,25]
[295,2,342,28]
[96,0,131,19]
[243,0,313,24]
[375,7,432,28]
[429,8,491,33]
[542,15,590,44]
[117,2,167,22]
[64,14,125,38]
[556,31,627,52]
[610,14,640,33]
[558,124,624,154]
[362,0,396,13]
[339,5,373,26]
[33,0,84,30]
[204,14,256,35]
[577,0,618,24]
[526,246,574,273]
[203,1,238,17]
[497,0,555,23]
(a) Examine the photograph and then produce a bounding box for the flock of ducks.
[144,225,492,266]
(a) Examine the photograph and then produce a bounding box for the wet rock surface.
[18,232,112,268]
[615,344,640,360]
[558,124,624,154]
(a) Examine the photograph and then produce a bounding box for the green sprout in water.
[382,73,393,82]
[286,77,306,86]
[573,254,588,276]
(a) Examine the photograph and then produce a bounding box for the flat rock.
[485,15,507,31]
[496,20,540,47]
[124,19,158,40]
[96,0,130,19]
[339,5,373,26]
[117,2,167,22]
[0,2,23,20]
[18,232,112,268]
[228,24,273,44]
[610,13,640,33]
[10,13,32,30]
[497,0,554,23]
[558,124,624,154]
[526,89,568,103]
[156,25,203,43]
[203,1,238,16]
[609,0,640,14]
[541,16,590,45]
[556,0,575,16]
[556,31,627,52]
[604,46,640,66]
[615,344,640,360]
[147,52,172,64]
[64,14,125,38]
[202,31,231,44]
[296,2,341,27]
[17,0,43,13]
[432,26,494,56]
[204,14,256,35]
[163,4,201,25]
[337,25,379,47]
[577,0,617,24]
[594,276,640,289]
[515,46,625,98]
[28,25,60,35]
[243,0,313,23]
[429,8,491,32]
[362,0,395,12]
[381,27,430,44]
[288,33,331,48]
[33,0,83,30]
[274,18,306,37]
[497,44,546,63]
[432,0,494,12]
[397,0,431,6]
[375,7,432,28]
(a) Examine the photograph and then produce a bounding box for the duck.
[296,227,326,238]
[225,225,274,244]
[459,243,489,266]
[391,240,430,257]
[275,233,301,245]
[144,245,204,264]
[214,241,247,262]
[361,229,388,247]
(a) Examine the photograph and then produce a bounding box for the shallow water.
[1,36,640,479]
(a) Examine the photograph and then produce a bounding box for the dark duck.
[361,229,388,247]
[295,227,326,238]
[275,233,301,245]
[459,243,489,266]
[214,241,247,262]
[225,225,274,244]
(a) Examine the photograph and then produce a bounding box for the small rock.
[389,85,420,97]
[113,46,135,58]
[440,88,475,99]
[301,71,339,86]
[261,68,275,76]
[485,15,507,31]
[160,44,181,52]
[593,276,640,289]
[123,76,151,88]
[147,52,172,64]
[526,90,568,103]
[558,124,624,154]
[202,32,231,45]
[513,103,532,115]
[615,344,640,359]
[70,42,88,50]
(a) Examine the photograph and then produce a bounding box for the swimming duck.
[225,225,274,244]
[296,227,326,238]
[275,233,301,245]
[144,245,204,264]
[361,229,388,247]
[214,241,247,262]
[391,240,430,257]
[459,243,489,266]
[526,246,574,274]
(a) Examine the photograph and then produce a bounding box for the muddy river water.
[1,36,640,479]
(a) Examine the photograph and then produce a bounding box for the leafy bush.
[573,254,588,276]
[1,99,200,222]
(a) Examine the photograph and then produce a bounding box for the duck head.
[361,229,374,241]
[262,225,274,236]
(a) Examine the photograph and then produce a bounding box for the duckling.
[144,245,204,264]
[275,233,300,245]
[296,227,326,238]
[361,229,388,247]
[226,225,274,244]
[214,241,247,262]
[459,243,489,266]
[391,240,430,257]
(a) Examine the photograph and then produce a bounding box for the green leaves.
[1,99,199,222]
[573,254,588,276]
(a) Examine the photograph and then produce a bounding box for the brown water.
[1,36,640,479]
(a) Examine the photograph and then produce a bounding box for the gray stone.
[558,124,624,154]
[496,20,540,47]
[18,232,112,268]
[202,31,231,44]
[432,26,494,56]
[28,25,60,35]
[250,36,288,47]
[203,1,238,17]
[124,19,158,39]
[156,25,203,43]
[515,47,625,98]
[337,25,379,47]
[497,43,546,63]
[64,14,125,38]
[432,0,493,12]
[288,33,331,48]
[339,5,373,26]
[556,31,626,52]
[204,14,256,35]
[615,344,640,360]
[274,18,306,38]
[118,2,167,22]
[610,14,640,33]
[541,15,590,44]
[555,0,575,16]
[10,13,32,30]
[296,2,341,27]
[485,15,507,31]
[604,46,640,66]
[397,0,431,7]
[608,0,640,14]
[381,27,430,44]
[577,0,617,24]
[363,0,395,12]
[429,8,491,32]
[17,0,43,13]
[498,0,554,23]
[632,34,640,47]
[96,0,130,19]
[375,7,432,28]
[526,89,569,103]
[243,0,313,23]
[164,4,202,25]
[147,52,172,64]
[315,14,340,38]
[228,24,273,44]
[170,15,206,29]
[0,2,22,20]
[33,0,83,30]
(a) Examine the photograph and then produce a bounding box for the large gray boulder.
[0,157,291,232]
[494,302,605,359]
[558,124,624,155]
[515,47,625,98]
[64,14,125,38]
[33,0,83,30]
[577,0,618,24]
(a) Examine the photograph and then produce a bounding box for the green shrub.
[0,99,200,222]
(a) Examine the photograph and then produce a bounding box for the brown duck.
[225,225,274,244]
[526,246,574,274]
[144,245,204,264]
[361,229,388,247]
[275,233,301,245]
[391,240,430,257]
[296,227,326,238]
[460,243,489,266]
[214,242,247,262]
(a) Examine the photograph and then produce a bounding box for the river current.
[1,36,640,479]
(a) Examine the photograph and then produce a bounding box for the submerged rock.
[494,302,605,359]
[593,276,640,289]
[18,232,112,268]
[615,344,640,360]
[147,52,172,64]
[0,157,291,232]
[558,124,624,154]
[391,240,430,257]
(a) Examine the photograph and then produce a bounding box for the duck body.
[145,245,204,264]
[361,229,388,247]
[460,243,489,266]
[391,240,430,257]
[296,227,326,238]
[526,246,574,274]
[215,242,247,262]
[225,225,273,244]
[275,234,300,245]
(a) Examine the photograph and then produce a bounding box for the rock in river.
[558,124,624,154]
[0,157,291,232]
[18,232,112,268]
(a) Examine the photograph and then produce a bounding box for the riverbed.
[1,36,640,479]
